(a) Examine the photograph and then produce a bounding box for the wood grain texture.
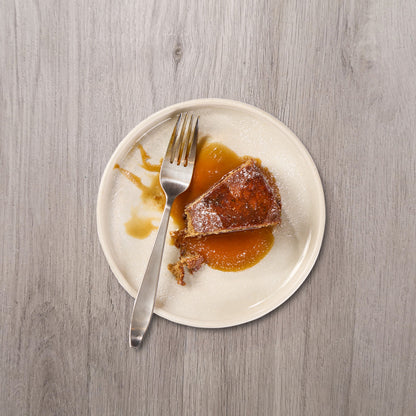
[1,0,415,415]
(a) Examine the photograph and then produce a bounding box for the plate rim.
[97,98,326,328]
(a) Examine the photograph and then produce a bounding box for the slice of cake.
[183,158,281,237]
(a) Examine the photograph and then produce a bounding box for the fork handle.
[129,197,173,347]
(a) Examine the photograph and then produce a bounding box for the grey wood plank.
[1,0,415,415]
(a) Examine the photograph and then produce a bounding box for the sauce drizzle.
[124,208,157,239]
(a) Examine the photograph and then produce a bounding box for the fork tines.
[167,113,199,166]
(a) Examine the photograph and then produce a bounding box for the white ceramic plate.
[97,99,325,328]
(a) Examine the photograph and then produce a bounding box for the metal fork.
[129,113,199,347]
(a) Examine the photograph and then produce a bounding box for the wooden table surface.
[1,1,415,415]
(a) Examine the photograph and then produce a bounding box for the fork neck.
[164,195,175,210]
